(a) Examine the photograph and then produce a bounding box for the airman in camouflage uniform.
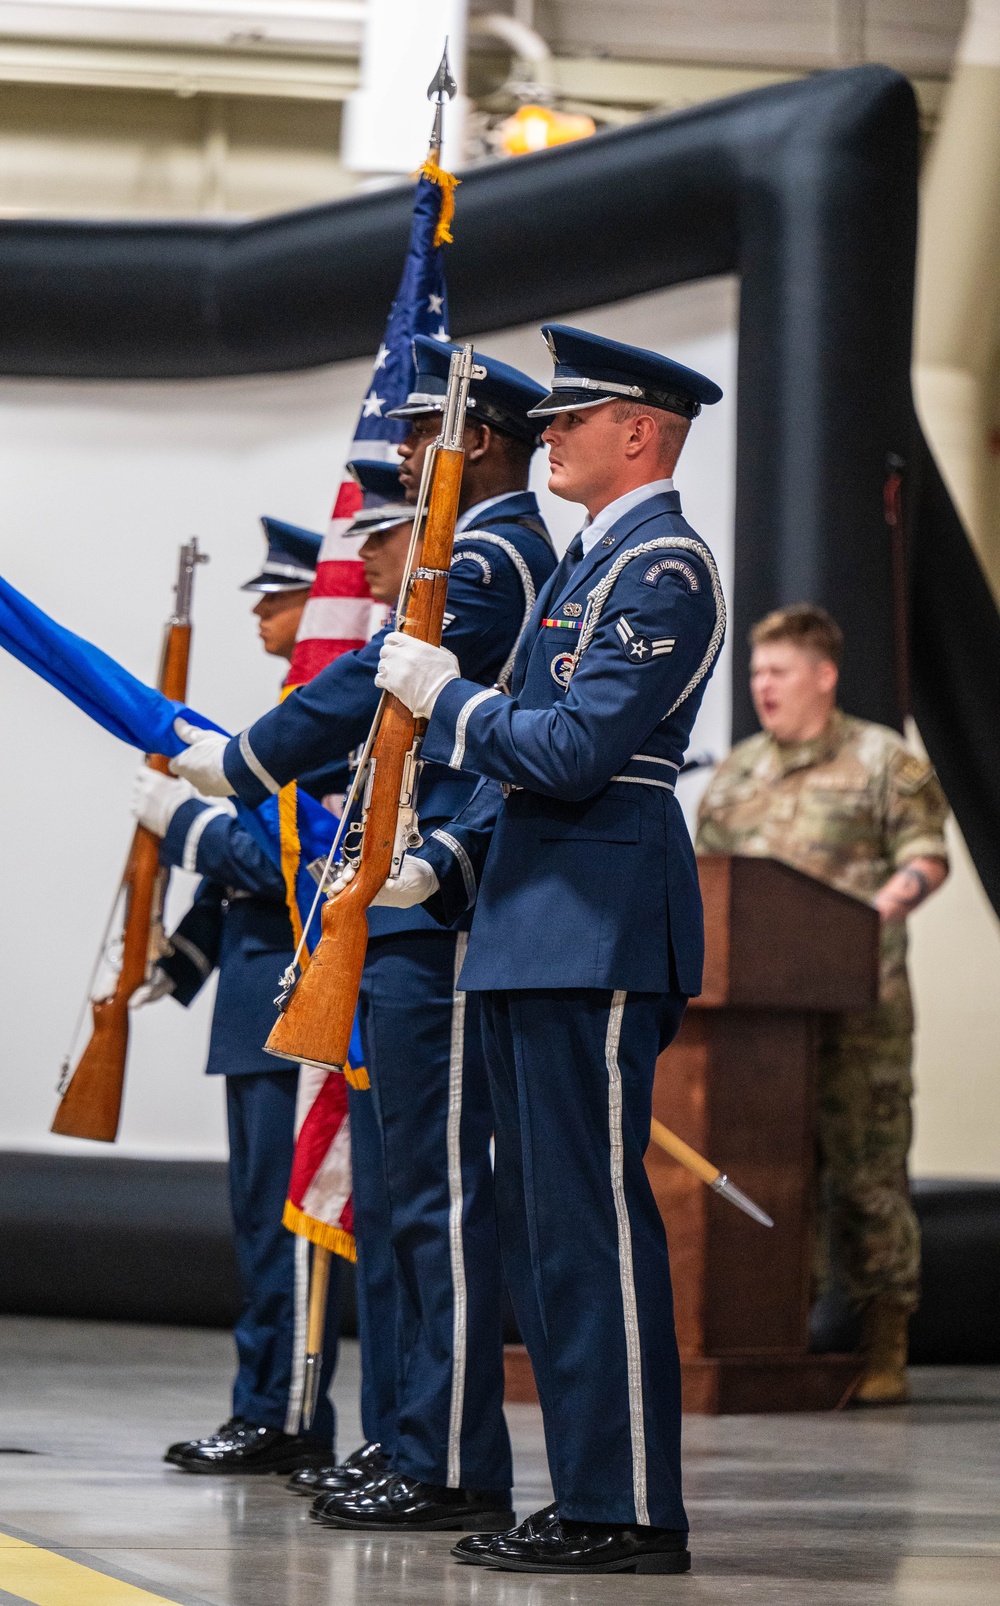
[696,605,949,1403]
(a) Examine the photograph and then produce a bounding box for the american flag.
[279,159,457,1265]
[286,167,454,687]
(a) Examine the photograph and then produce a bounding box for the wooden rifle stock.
[265,406,470,1072]
[52,543,204,1141]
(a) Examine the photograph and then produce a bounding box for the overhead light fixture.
[498,103,596,156]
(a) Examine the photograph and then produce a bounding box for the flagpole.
[301,1242,333,1432]
[649,1118,773,1228]
[297,47,458,1437]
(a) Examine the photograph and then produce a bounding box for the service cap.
[527,324,723,420]
[343,459,417,538]
[241,516,322,593]
[388,336,547,446]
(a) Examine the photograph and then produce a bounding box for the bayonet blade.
[301,1352,322,1432]
[710,1174,774,1228]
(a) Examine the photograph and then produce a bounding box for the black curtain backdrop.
[1,65,996,908]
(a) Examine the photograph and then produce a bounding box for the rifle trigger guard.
[389,747,425,879]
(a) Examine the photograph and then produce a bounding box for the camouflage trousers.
[813,1005,921,1314]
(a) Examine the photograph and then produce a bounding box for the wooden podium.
[504,854,880,1415]
[648,854,879,1413]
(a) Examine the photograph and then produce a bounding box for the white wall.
[0,272,995,1177]
[0,277,736,1162]
[0,358,374,1158]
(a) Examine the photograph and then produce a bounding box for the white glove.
[375,633,460,719]
[329,855,440,908]
[131,766,196,837]
[168,717,234,797]
[130,967,176,1009]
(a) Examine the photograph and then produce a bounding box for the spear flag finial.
[427,40,458,159]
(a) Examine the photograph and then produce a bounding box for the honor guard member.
[696,604,949,1404]
[167,350,558,1533]
[130,517,353,1475]
[370,326,725,1574]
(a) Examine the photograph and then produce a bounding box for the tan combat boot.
[854,1302,911,1405]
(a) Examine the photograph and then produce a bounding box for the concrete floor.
[0,1318,998,1605]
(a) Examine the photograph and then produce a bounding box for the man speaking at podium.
[696,604,949,1405]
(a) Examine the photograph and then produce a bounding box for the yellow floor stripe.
[0,1532,182,1606]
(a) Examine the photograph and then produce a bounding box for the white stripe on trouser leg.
[285,1064,325,1436]
[446,931,470,1487]
[605,990,649,1525]
[285,1232,311,1434]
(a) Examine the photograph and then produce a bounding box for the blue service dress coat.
[220,491,556,936]
[415,488,725,996]
[158,800,297,1074]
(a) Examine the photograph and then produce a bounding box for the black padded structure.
[0,1153,356,1336]
[2,1156,996,1362]
[810,1180,1000,1365]
[0,66,996,907]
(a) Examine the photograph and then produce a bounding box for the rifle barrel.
[51,540,204,1141]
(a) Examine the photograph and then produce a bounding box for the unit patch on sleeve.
[615,614,676,663]
[641,557,700,592]
[451,549,492,583]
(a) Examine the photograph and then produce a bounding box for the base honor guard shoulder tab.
[451,548,493,584]
[641,556,700,592]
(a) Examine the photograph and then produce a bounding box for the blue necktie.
[561,531,585,576]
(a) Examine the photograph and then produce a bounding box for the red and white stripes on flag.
[284,1063,356,1261]
[288,479,381,685]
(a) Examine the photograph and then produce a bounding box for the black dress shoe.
[164,1417,245,1466]
[452,1502,559,1566]
[482,1512,691,1574]
[310,1472,514,1532]
[173,1422,331,1476]
[309,1467,394,1519]
[286,1440,389,1496]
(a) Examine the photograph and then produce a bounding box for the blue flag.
[0,571,338,948]
[346,161,454,465]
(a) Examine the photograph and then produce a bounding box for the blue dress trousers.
[158,795,356,1447]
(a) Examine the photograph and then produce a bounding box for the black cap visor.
[241,574,314,594]
[527,383,701,420]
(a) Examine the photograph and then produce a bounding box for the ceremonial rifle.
[269,347,478,1432]
[51,538,208,1142]
[264,344,481,1074]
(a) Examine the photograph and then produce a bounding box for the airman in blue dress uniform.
[371,326,726,1574]
[168,344,559,1532]
[131,517,353,1475]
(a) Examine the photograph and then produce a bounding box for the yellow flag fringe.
[283,1200,357,1262]
[420,156,460,246]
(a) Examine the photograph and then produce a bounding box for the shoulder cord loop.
[451,531,537,689]
[570,536,727,716]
